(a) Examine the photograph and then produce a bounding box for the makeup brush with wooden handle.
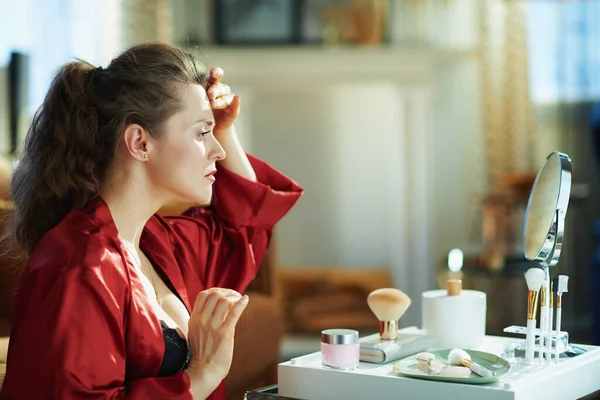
[553,275,569,361]
[367,288,411,340]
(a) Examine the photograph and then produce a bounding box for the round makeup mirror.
[523,151,572,267]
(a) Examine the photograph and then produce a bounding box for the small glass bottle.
[320,329,360,370]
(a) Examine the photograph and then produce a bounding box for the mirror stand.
[500,152,585,366]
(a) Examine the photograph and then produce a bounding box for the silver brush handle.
[461,359,494,377]
[469,362,494,378]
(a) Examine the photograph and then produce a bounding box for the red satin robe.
[0,154,303,400]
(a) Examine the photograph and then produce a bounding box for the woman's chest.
[147,265,191,336]
[123,253,192,378]
[123,240,191,333]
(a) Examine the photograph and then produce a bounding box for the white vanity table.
[276,327,600,400]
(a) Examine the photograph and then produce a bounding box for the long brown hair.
[10,42,208,253]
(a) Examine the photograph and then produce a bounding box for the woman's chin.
[188,188,212,205]
[165,187,212,208]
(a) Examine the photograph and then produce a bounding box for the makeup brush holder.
[501,325,572,361]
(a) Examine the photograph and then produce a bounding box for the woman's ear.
[122,124,151,162]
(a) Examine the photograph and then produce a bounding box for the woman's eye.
[197,130,211,140]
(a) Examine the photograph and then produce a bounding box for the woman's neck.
[99,165,163,249]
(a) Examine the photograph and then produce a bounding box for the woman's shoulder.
[29,200,127,281]
[16,203,133,325]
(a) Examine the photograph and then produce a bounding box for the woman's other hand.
[185,288,249,397]
[205,67,240,135]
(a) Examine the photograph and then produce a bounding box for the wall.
[250,84,407,268]
[430,58,486,262]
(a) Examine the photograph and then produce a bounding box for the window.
[527,0,600,103]
[0,0,119,112]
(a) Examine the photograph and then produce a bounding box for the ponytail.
[11,62,106,253]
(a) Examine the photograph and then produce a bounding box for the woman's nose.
[208,135,226,161]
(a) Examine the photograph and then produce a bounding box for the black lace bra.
[158,320,191,376]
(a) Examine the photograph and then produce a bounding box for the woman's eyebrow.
[193,119,215,126]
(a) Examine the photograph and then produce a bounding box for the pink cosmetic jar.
[320,329,360,370]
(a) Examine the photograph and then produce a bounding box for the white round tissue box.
[421,289,487,349]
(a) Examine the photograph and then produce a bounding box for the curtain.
[481,0,534,189]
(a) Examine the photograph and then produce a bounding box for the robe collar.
[85,196,192,314]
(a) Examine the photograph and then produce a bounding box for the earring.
[143,154,148,160]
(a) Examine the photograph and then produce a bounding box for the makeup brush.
[547,279,555,360]
[539,279,550,363]
[524,268,545,365]
[367,288,411,340]
[539,276,550,363]
[448,349,494,378]
[553,275,569,361]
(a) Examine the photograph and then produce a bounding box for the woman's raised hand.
[184,288,249,398]
[205,67,240,135]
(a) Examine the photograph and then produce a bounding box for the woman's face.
[148,84,226,205]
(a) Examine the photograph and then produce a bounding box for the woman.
[0,43,303,399]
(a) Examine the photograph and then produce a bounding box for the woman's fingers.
[199,293,221,325]
[210,296,234,329]
[211,94,236,110]
[204,67,241,132]
[221,295,249,332]
[210,67,223,83]
[190,288,247,333]
[192,288,241,316]
[204,67,224,90]
[207,83,230,100]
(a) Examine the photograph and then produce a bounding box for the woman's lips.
[205,170,216,182]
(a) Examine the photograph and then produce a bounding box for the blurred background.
[1,0,600,363]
